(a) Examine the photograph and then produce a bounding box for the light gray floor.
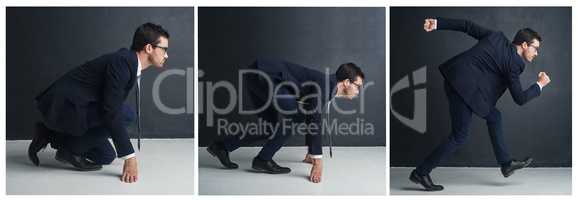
[6,139,194,195]
[199,146,387,195]
[390,167,571,195]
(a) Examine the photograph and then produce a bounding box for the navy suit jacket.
[252,58,337,155]
[35,48,138,157]
[436,18,541,117]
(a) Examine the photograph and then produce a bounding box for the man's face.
[522,39,540,63]
[343,76,363,100]
[148,36,169,68]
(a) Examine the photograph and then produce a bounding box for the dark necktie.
[136,74,142,150]
[326,100,333,158]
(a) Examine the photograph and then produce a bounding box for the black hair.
[336,63,364,82]
[512,28,542,45]
[130,22,170,51]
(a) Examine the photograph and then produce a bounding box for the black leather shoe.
[409,170,444,191]
[501,157,533,178]
[251,157,291,174]
[28,122,51,166]
[55,150,102,171]
[207,142,238,169]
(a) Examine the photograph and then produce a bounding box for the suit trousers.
[48,104,135,165]
[222,71,303,161]
[415,80,511,176]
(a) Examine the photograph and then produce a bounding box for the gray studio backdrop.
[199,7,385,147]
[390,7,571,167]
[7,7,194,139]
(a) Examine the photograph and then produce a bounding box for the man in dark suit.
[207,58,364,183]
[28,23,169,183]
[409,18,551,191]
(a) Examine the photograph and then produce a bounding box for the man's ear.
[144,44,153,53]
[344,79,351,86]
[522,41,529,49]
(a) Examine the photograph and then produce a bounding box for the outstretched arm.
[424,18,494,40]
[103,57,138,183]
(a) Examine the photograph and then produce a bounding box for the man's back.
[252,58,336,105]
[435,18,534,117]
[36,48,138,105]
[35,48,138,136]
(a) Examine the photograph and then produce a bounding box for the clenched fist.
[537,72,551,88]
[424,18,437,32]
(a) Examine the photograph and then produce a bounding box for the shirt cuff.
[120,153,136,160]
[310,154,323,159]
[536,82,543,91]
[433,19,438,30]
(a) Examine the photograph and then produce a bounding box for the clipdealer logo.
[390,66,427,134]
[146,66,376,137]
[196,67,376,137]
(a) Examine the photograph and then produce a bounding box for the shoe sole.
[206,146,217,157]
[251,165,290,174]
[409,175,419,184]
[55,155,102,171]
[28,145,41,166]
[503,158,534,178]
[28,125,50,166]
[28,143,48,166]
[206,147,238,169]
[409,173,443,191]
[28,152,40,166]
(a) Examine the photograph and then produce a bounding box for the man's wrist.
[312,158,322,165]
[536,81,544,90]
[122,154,136,161]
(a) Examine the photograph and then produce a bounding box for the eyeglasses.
[350,80,363,90]
[152,44,169,53]
[528,43,540,51]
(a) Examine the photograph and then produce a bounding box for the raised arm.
[424,17,495,40]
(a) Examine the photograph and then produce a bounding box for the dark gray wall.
[390,7,571,167]
[199,7,385,146]
[7,7,194,139]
